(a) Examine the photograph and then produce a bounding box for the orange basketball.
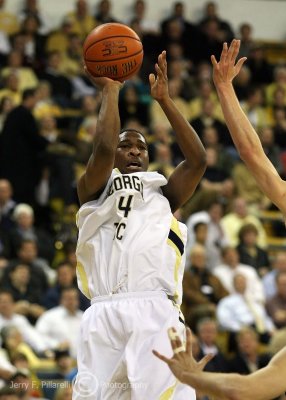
[83,23,143,82]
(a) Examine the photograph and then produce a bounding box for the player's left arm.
[149,51,206,212]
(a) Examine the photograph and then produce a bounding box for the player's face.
[115,131,149,174]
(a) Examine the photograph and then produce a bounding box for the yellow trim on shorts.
[76,261,91,299]
[167,217,183,304]
[159,381,177,399]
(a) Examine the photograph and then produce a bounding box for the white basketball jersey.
[76,169,187,305]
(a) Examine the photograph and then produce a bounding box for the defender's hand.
[211,39,247,88]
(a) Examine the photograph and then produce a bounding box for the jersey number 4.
[114,195,134,240]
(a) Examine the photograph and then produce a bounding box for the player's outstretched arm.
[153,327,286,400]
[212,39,286,216]
[149,51,206,212]
[77,70,123,205]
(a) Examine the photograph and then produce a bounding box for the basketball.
[83,23,143,82]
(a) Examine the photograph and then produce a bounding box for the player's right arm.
[212,39,286,217]
[77,73,122,205]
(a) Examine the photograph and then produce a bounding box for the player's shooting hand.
[84,65,123,90]
[153,327,213,384]
[211,39,247,88]
[149,51,169,102]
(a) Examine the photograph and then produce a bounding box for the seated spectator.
[265,65,286,106]
[214,246,265,303]
[199,147,230,193]
[221,197,267,248]
[1,51,38,92]
[119,83,149,127]
[33,81,62,120]
[18,0,51,35]
[42,262,89,312]
[216,274,275,344]
[266,271,286,329]
[0,0,19,36]
[190,98,230,146]
[196,317,229,372]
[233,65,252,101]
[0,290,51,353]
[36,287,83,358]
[236,223,270,277]
[186,200,230,270]
[273,107,286,151]
[237,22,255,58]
[198,1,234,43]
[259,126,282,174]
[0,180,16,236]
[182,244,228,328]
[37,349,76,381]
[0,97,15,131]
[228,327,271,373]
[0,326,55,370]
[148,142,175,179]
[64,0,96,40]
[54,386,73,400]
[263,252,286,300]
[0,348,16,389]
[9,368,47,400]
[94,0,117,24]
[0,73,21,106]
[188,80,222,122]
[37,51,73,107]
[241,86,271,131]
[3,204,55,263]
[0,262,44,323]
[247,44,273,85]
[19,14,46,67]
[0,387,20,399]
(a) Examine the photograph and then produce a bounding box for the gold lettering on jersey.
[107,175,143,197]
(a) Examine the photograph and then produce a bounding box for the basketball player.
[153,39,286,399]
[73,50,206,399]
[154,327,286,400]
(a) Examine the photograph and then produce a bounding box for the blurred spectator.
[265,65,286,106]
[233,65,252,101]
[0,349,15,389]
[273,107,286,150]
[3,204,55,263]
[33,81,62,120]
[0,326,55,370]
[241,86,270,131]
[199,147,230,193]
[263,252,286,300]
[9,368,47,399]
[0,73,22,106]
[221,197,267,248]
[58,34,82,78]
[201,127,235,171]
[213,246,265,303]
[236,223,270,277]
[196,318,229,372]
[1,51,39,92]
[0,88,48,205]
[18,0,51,35]
[232,162,271,212]
[42,262,89,311]
[54,386,73,400]
[119,84,149,127]
[36,287,83,358]
[190,98,230,146]
[64,0,96,40]
[130,0,159,35]
[37,51,73,107]
[150,77,190,128]
[148,142,174,178]
[0,387,20,399]
[0,290,50,353]
[186,200,230,270]
[94,0,117,24]
[237,22,255,58]
[265,271,286,329]
[228,327,271,373]
[0,180,16,235]
[0,97,14,131]
[46,16,74,54]
[188,80,222,122]
[216,274,274,343]
[0,263,44,322]
[182,244,228,328]
[19,14,46,67]
[198,1,234,43]
[247,44,273,85]
[0,0,19,36]
[260,126,282,174]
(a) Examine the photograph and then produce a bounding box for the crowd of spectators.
[0,0,286,399]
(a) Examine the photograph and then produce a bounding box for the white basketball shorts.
[72,291,196,400]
